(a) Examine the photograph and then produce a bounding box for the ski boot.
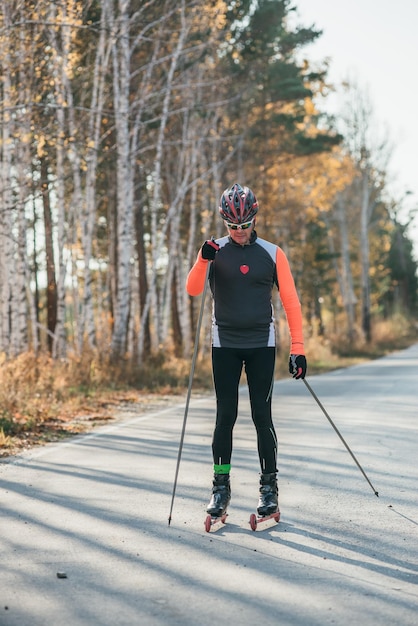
[205,473,230,532]
[249,472,280,531]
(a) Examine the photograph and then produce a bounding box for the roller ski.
[249,472,280,531]
[204,473,230,533]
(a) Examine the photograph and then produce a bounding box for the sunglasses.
[225,219,254,231]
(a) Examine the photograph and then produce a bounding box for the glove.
[289,354,307,380]
[201,238,220,261]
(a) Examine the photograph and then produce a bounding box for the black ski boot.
[257,472,279,517]
[206,473,231,518]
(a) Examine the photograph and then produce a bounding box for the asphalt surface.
[1,344,418,625]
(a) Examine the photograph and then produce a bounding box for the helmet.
[218,183,259,224]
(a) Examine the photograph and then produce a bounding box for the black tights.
[211,346,277,474]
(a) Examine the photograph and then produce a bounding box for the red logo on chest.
[240,265,249,275]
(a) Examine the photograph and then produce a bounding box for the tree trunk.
[135,202,151,354]
[0,10,15,356]
[336,195,357,342]
[360,168,372,342]
[40,155,58,352]
[110,0,134,359]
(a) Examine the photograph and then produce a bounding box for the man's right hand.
[201,238,220,261]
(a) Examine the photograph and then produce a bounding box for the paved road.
[1,345,418,625]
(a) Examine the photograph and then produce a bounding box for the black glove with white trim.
[289,354,307,380]
[201,238,220,261]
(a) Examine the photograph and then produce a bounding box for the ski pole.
[302,378,379,497]
[168,263,210,525]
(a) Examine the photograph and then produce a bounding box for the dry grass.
[0,350,198,457]
[0,315,416,458]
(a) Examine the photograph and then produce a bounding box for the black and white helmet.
[218,183,259,224]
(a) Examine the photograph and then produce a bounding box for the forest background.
[1,0,417,455]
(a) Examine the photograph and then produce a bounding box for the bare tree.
[340,80,391,342]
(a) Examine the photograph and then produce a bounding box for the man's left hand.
[289,354,307,379]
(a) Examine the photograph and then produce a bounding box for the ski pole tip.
[375,491,379,497]
[168,516,172,526]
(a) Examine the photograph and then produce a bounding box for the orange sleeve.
[186,251,209,296]
[275,247,305,355]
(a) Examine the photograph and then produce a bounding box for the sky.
[292,0,418,247]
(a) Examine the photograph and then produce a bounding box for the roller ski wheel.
[205,513,228,533]
[249,510,280,532]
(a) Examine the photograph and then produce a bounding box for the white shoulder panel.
[256,237,277,263]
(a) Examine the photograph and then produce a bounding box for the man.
[186,183,306,520]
